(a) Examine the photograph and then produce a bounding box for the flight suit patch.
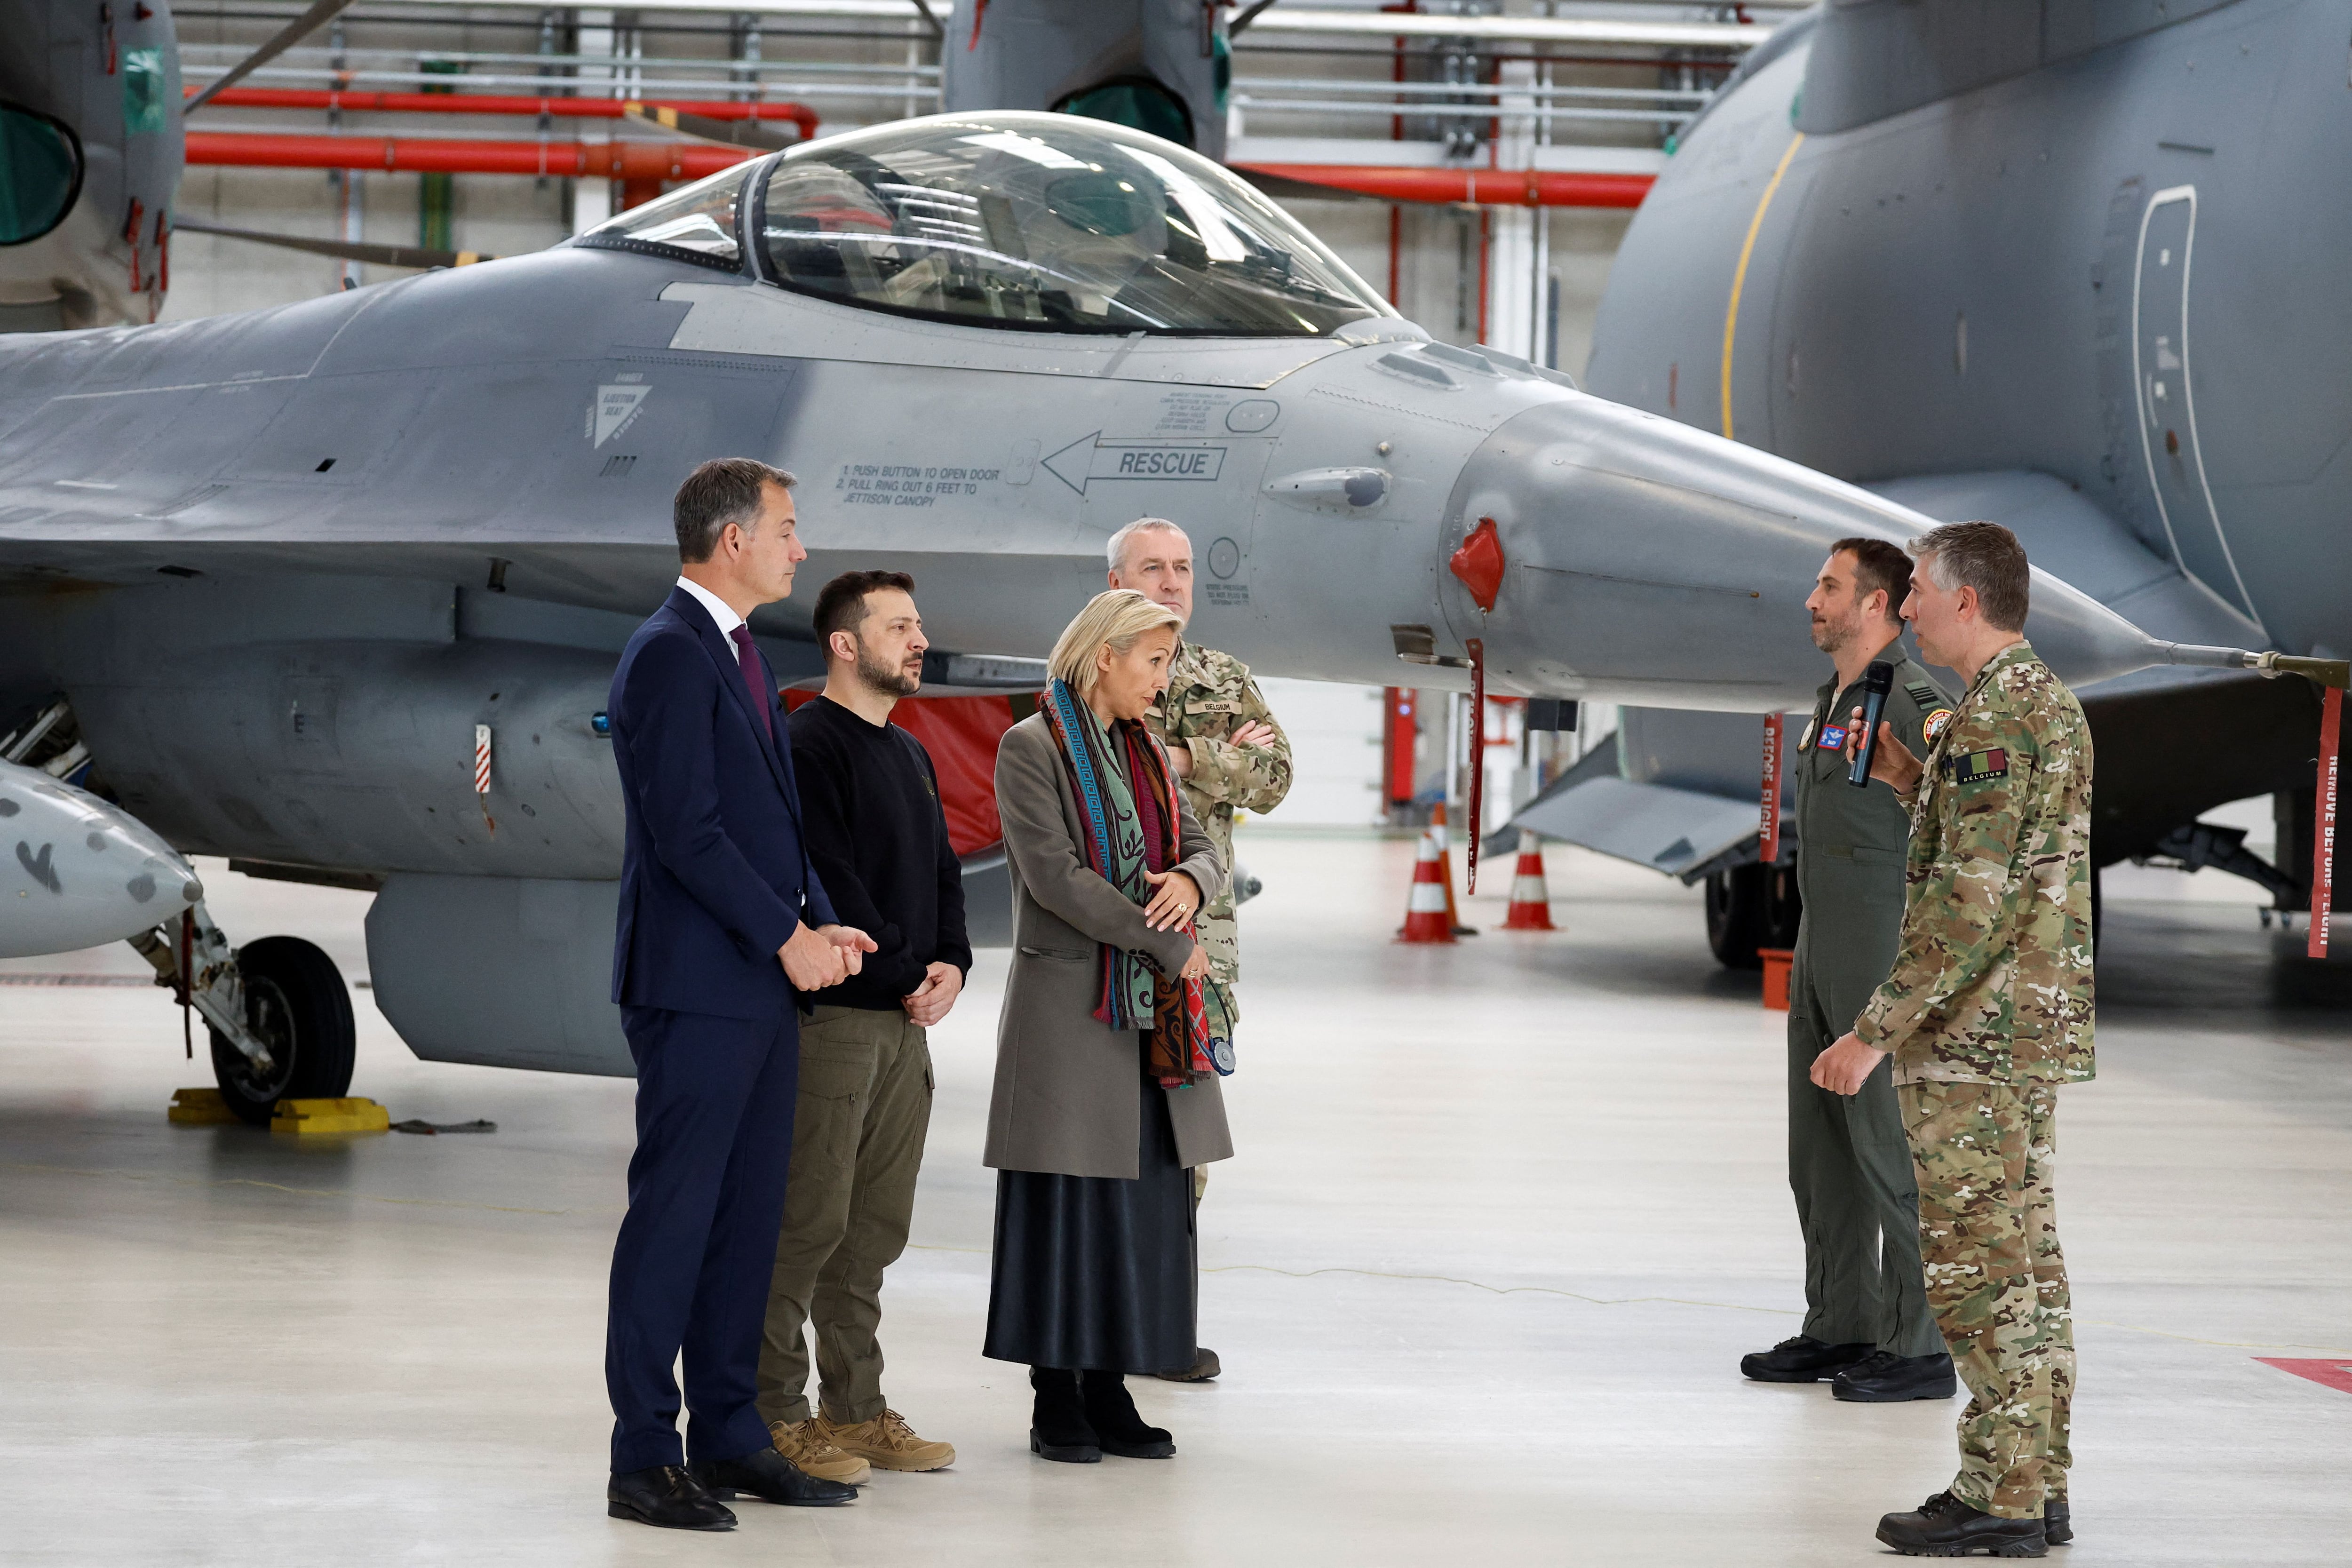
[1817,723,1849,752]
[1905,681,1939,708]
[1923,708,1956,744]
[1948,748,2009,784]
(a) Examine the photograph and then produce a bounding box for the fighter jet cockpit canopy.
[582,111,1393,337]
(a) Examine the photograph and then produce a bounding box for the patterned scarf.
[1040,678,1218,1088]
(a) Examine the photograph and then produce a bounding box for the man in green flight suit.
[1743,539,1961,1405]
[1106,516,1294,1385]
[1819,520,2095,1558]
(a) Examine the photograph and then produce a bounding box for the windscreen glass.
[581,162,745,266]
[756,114,1389,335]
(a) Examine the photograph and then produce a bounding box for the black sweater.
[788,695,972,1010]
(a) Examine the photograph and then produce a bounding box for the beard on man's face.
[855,642,922,699]
[1810,611,1849,654]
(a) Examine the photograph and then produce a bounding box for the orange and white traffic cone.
[1501,831,1557,931]
[1430,802,1477,935]
[1398,827,1456,944]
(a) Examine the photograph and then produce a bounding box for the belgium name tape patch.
[1948,748,2009,784]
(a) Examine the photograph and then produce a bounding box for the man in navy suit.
[604,457,876,1530]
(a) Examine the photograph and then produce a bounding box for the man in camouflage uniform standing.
[1815,521,2094,1559]
[1106,516,1294,1385]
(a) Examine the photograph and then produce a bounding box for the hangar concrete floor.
[2,834,2348,1566]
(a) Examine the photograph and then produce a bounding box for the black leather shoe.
[1740,1334,1875,1383]
[689,1444,857,1506]
[1832,1349,1960,1402]
[1030,1366,1101,1464]
[1876,1491,2047,1557]
[607,1465,736,1531]
[1081,1370,1176,1459]
[2044,1500,2072,1545]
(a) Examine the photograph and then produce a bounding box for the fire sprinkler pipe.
[189,86,821,143]
[1234,163,1653,209]
[182,131,755,181]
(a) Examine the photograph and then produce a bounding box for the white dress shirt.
[674,574,745,638]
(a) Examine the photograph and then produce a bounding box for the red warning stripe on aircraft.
[2254,1358,2352,1396]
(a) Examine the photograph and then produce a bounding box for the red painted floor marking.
[2255,1358,2352,1395]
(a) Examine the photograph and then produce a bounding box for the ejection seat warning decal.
[1042,433,1228,495]
[591,383,652,447]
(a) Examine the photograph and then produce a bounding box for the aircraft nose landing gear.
[131,907,356,1126]
[207,936,356,1126]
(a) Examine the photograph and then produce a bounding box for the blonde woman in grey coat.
[981,589,1231,1465]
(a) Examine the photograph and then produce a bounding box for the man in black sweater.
[755,569,971,1484]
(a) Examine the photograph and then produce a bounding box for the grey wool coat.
[983,712,1233,1180]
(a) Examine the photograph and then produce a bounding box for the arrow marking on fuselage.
[1041,433,1229,495]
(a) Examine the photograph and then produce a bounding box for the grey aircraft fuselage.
[1583,0,2347,862]
[0,107,2199,1074]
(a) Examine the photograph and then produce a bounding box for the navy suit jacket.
[609,585,838,1020]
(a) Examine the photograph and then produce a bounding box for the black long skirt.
[982,1070,1196,1373]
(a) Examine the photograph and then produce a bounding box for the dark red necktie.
[728,624,773,741]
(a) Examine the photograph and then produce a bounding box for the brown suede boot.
[818,1409,956,1472]
[767,1418,871,1486]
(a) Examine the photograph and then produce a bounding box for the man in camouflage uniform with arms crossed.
[1106,516,1294,1385]
[1814,521,2093,1559]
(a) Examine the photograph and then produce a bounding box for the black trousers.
[607,1005,800,1472]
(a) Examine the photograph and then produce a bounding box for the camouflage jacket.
[1144,638,1293,990]
[1852,641,2097,1087]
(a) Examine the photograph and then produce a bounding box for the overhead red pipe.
[183,130,755,180]
[1238,162,1653,209]
[190,86,819,143]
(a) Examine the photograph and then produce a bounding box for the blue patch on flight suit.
[1817,723,1849,751]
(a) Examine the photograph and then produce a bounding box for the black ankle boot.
[1081,1370,1176,1458]
[1028,1367,1100,1464]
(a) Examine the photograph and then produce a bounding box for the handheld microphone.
[1846,661,1896,788]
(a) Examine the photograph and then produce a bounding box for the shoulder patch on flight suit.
[1947,748,2009,784]
[1817,722,1850,752]
[1922,708,1956,744]
[1905,681,1940,708]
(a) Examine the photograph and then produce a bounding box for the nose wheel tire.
[208,936,357,1126]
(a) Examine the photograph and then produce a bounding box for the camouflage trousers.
[1899,1079,2075,1520]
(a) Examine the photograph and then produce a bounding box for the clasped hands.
[778,920,877,991]
[1141,867,1211,980]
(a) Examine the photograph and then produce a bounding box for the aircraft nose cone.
[1438,396,2163,706]
[0,760,204,960]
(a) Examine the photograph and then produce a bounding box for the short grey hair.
[675,457,796,564]
[1908,520,2030,633]
[1105,517,1189,574]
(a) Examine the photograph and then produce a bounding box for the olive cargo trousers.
[755,1004,934,1428]
[1787,937,1945,1358]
